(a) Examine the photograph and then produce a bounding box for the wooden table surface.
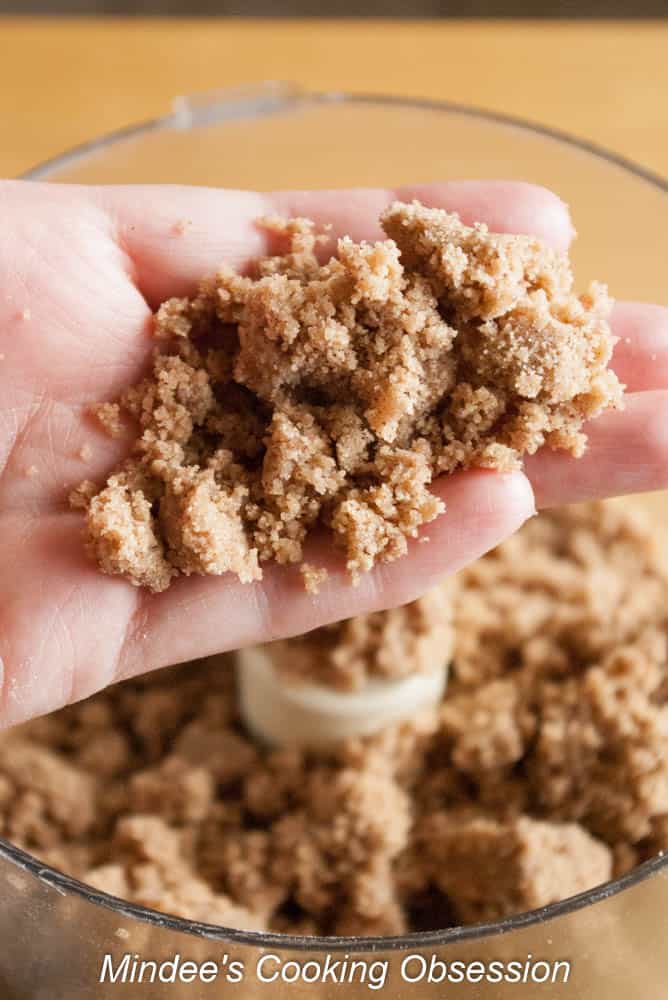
[1,20,667,516]
[2,18,667,180]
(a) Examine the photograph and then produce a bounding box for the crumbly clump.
[76,202,622,592]
[269,582,456,690]
[2,501,666,935]
[90,401,124,439]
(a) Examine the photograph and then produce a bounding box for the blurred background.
[2,0,666,15]
[1,6,666,184]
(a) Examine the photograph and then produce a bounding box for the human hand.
[1,179,667,727]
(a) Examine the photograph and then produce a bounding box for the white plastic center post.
[237,645,449,749]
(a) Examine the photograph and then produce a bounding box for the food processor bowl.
[2,82,667,998]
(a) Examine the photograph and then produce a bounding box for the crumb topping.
[76,202,622,592]
[3,501,665,935]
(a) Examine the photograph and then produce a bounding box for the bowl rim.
[11,82,668,951]
[21,82,668,197]
[1,835,666,951]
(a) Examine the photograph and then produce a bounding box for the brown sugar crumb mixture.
[76,202,622,592]
[2,501,666,936]
[269,582,456,690]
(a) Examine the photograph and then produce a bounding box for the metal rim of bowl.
[6,82,668,951]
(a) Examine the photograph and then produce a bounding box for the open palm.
[1,178,667,728]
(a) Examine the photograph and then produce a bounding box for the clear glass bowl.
[2,83,667,999]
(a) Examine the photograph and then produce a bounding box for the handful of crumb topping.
[77,201,622,592]
[5,503,667,935]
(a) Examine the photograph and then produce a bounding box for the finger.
[610,301,668,392]
[270,181,574,252]
[93,181,574,306]
[525,390,668,508]
[0,470,534,726]
[117,469,535,684]
[0,511,138,729]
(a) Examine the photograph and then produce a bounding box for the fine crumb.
[270,581,456,690]
[299,563,329,594]
[89,402,124,439]
[19,307,31,322]
[75,202,622,593]
[78,443,93,462]
[24,465,38,479]
[68,479,98,511]
[172,219,192,236]
[2,500,664,936]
